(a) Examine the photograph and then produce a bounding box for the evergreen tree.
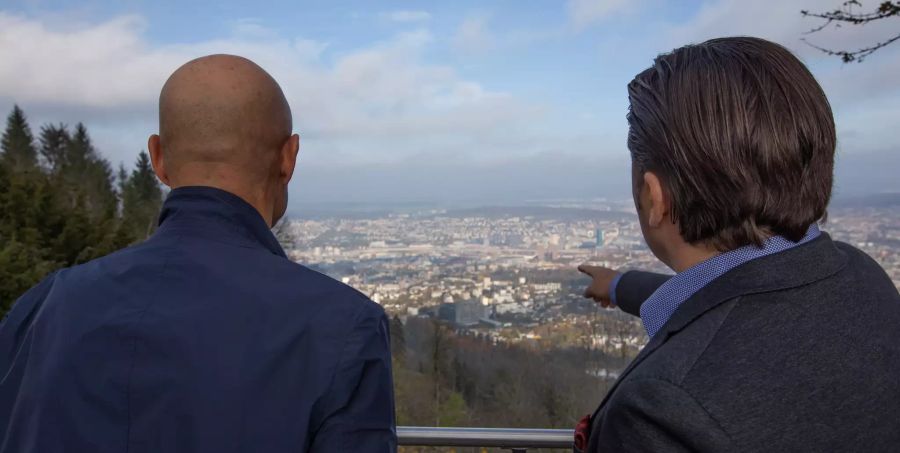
[120,151,163,241]
[0,237,56,312]
[0,107,130,307]
[52,193,94,265]
[0,109,60,307]
[63,123,117,220]
[117,163,128,203]
[0,105,38,173]
[0,109,54,247]
[39,123,70,174]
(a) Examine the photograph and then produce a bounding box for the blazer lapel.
[591,328,667,417]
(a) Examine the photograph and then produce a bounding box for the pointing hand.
[577,264,621,308]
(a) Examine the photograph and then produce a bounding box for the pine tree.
[63,123,91,174]
[117,164,128,202]
[63,123,117,220]
[0,108,60,306]
[0,111,130,307]
[39,123,70,174]
[52,193,94,265]
[0,237,56,311]
[121,151,163,241]
[0,105,38,173]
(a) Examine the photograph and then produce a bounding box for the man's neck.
[667,242,720,273]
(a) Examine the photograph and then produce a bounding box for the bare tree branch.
[801,1,900,62]
[803,32,900,62]
[802,1,899,25]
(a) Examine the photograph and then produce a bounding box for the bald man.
[0,55,396,453]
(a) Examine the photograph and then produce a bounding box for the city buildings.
[279,201,900,351]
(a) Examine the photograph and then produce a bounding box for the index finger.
[578,264,596,277]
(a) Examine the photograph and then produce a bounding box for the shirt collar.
[157,186,287,258]
[639,224,821,338]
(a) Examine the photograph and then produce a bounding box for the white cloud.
[0,12,542,169]
[452,14,494,54]
[0,13,163,108]
[567,0,631,29]
[230,18,278,40]
[380,10,431,23]
[292,38,329,62]
[1,4,895,202]
[448,12,565,56]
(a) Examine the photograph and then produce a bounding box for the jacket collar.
[639,225,820,338]
[156,186,287,258]
[658,231,846,339]
[593,232,847,416]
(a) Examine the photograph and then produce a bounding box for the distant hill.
[831,192,900,209]
[441,206,635,221]
[287,203,636,221]
[288,201,437,219]
[286,193,900,221]
[290,208,394,220]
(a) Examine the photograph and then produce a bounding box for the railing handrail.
[397,426,574,448]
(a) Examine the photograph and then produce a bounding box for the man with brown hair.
[577,37,900,452]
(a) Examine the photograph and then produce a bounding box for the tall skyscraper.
[595,228,604,248]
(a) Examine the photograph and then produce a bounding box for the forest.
[392,315,626,430]
[0,106,163,308]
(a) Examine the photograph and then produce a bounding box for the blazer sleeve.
[592,378,733,452]
[614,271,672,317]
[309,302,397,452]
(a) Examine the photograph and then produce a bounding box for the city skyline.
[276,200,900,347]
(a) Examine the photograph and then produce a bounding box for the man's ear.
[643,171,669,228]
[148,134,171,186]
[279,133,300,185]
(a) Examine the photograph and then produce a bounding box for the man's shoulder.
[188,242,385,320]
[38,240,158,293]
[833,240,898,289]
[627,297,739,385]
[46,235,380,314]
[647,247,898,379]
[646,238,897,369]
[275,259,382,312]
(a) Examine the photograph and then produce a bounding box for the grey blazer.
[585,233,900,452]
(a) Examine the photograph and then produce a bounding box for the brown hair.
[627,36,836,251]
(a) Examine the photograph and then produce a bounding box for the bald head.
[158,54,292,174]
[150,55,300,226]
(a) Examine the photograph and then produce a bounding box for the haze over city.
[1,0,898,206]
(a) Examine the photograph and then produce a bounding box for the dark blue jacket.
[0,187,396,453]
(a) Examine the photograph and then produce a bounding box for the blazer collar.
[156,186,287,258]
[657,232,846,340]
[593,232,847,416]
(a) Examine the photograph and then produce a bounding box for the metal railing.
[397,426,573,451]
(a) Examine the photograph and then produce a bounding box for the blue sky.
[1,0,898,206]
